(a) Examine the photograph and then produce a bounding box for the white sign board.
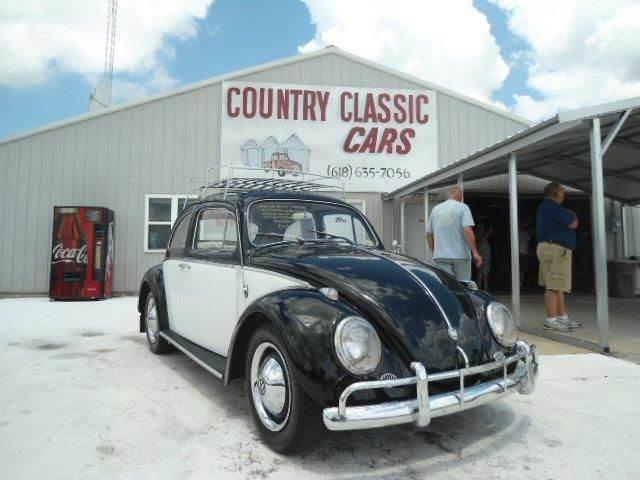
[220,82,438,192]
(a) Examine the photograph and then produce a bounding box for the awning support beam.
[602,108,633,155]
[508,152,521,325]
[589,117,611,353]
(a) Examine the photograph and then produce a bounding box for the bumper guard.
[323,340,538,431]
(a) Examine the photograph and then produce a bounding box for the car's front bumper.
[323,340,538,431]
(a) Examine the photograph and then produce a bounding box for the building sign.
[221,81,438,192]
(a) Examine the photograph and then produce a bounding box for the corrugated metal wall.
[0,51,530,293]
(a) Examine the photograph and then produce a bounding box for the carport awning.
[386,96,640,205]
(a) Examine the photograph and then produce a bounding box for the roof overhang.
[386,97,640,205]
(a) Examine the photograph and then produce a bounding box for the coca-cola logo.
[52,243,88,264]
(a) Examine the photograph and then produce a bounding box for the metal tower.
[89,0,118,111]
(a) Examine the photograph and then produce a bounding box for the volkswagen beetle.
[137,180,538,453]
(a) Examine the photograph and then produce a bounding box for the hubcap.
[146,296,159,344]
[250,342,291,431]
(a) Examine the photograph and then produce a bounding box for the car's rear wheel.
[145,293,170,354]
[244,325,321,453]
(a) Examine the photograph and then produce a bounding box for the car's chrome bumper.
[323,340,538,431]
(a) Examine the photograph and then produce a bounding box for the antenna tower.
[89,0,118,111]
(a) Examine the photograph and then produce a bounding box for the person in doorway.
[475,223,492,290]
[426,186,483,282]
[536,181,581,331]
[519,221,531,287]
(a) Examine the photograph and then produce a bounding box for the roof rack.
[184,165,346,205]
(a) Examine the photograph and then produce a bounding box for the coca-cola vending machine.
[49,206,115,300]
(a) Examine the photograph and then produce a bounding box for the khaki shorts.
[537,242,572,293]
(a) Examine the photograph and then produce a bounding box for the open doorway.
[464,192,593,294]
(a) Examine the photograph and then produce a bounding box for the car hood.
[248,242,484,373]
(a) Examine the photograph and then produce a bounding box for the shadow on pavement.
[158,345,530,479]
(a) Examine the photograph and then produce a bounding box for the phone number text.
[327,165,411,180]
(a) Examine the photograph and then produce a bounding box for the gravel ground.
[1,296,639,480]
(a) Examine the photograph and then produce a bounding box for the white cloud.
[111,66,180,102]
[492,0,640,120]
[0,0,213,100]
[299,0,510,106]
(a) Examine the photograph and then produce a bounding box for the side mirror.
[391,240,402,254]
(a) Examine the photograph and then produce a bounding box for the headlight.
[486,302,518,347]
[334,316,382,375]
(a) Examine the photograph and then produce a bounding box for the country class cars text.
[226,86,431,155]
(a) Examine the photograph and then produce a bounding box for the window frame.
[144,194,188,253]
[346,198,366,215]
[187,206,240,263]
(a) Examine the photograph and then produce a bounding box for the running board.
[159,330,226,380]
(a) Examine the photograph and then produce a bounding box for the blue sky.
[1,0,638,140]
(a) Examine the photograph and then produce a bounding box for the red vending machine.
[49,206,115,300]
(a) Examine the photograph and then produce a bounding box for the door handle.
[178,263,191,270]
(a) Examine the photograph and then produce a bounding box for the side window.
[167,212,192,256]
[193,208,238,254]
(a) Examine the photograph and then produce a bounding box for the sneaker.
[543,318,572,332]
[559,316,581,328]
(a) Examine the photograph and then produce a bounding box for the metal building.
[0,46,530,293]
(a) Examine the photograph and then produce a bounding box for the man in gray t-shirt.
[425,186,483,282]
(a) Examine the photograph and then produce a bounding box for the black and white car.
[137,178,538,453]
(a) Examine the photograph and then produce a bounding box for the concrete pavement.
[1,297,638,480]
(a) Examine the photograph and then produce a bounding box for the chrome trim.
[159,332,223,379]
[323,340,538,431]
[411,362,430,427]
[145,295,159,344]
[455,345,470,404]
[250,342,292,431]
[392,257,459,341]
[348,247,459,342]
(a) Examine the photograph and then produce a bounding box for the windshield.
[247,200,378,247]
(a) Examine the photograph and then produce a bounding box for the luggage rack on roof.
[184,165,346,205]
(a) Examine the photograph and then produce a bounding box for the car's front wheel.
[244,325,321,453]
[144,293,170,354]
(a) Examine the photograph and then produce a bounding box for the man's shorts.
[435,258,472,282]
[537,242,572,293]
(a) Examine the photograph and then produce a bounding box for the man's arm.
[555,205,578,230]
[566,209,579,229]
[463,226,483,267]
[425,212,434,252]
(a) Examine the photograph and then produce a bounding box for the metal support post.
[621,204,628,259]
[423,187,430,260]
[589,117,610,353]
[457,173,464,190]
[400,199,406,254]
[508,153,521,325]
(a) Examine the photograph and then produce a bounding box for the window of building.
[145,195,188,252]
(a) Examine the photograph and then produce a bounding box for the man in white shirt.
[425,186,483,282]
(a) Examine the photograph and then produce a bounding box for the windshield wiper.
[306,228,353,244]
[252,232,304,248]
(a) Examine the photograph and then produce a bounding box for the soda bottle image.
[50,207,88,299]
